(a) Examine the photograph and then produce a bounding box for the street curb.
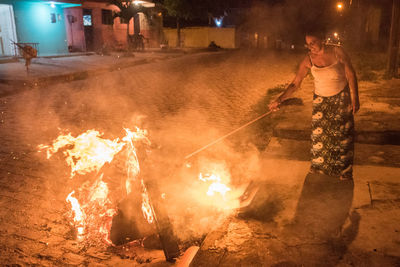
[0,51,225,98]
[0,54,183,97]
[38,52,96,58]
[0,58,149,88]
[0,57,18,64]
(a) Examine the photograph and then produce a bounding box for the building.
[0,0,81,56]
[65,0,160,53]
[0,0,159,57]
[345,0,393,50]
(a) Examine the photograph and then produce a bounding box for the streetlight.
[132,0,155,7]
[213,17,223,27]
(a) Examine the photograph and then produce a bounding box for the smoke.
[7,50,299,246]
[238,0,334,47]
[161,141,262,242]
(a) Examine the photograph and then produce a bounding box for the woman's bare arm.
[336,46,360,114]
[269,55,310,111]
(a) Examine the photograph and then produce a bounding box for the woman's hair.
[305,28,326,41]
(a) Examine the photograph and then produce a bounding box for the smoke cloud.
[7,50,299,246]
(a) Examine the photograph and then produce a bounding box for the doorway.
[0,4,17,56]
[83,9,94,51]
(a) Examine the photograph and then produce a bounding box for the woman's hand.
[267,55,310,113]
[269,99,281,112]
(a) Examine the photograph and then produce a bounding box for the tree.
[162,0,195,47]
[161,0,230,47]
[109,0,151,48]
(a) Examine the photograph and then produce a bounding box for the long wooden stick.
[184,110,273,160]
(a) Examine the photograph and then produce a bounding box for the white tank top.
[310,54,348,97]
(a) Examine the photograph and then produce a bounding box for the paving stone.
[370,182,400,201]
[85,247,113,260]
[62,252,86,265]
[87,262,109,267]
[349,202,400,258]
[14,239,47,257]
[36,246,64,261]
[61,240,84,254]
[14,228,47,243]
[41,234,68,246]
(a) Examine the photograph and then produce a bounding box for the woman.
[269,31,360,180]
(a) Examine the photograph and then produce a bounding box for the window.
[50,13,56,23]
[83,9,92,26]
[83,14,92,26]
[102,9,113,25]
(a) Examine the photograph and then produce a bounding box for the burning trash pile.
[38,128,152,245]
[38,126,247,261]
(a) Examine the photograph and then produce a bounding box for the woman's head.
[305,29,325,54]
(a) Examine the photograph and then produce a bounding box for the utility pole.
[387,0,400,78]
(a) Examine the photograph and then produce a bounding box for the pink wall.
[82,2,131,51]
[65,2,159,52]
[64,7,85,52]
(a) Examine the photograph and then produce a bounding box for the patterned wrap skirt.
[310,85,354,179]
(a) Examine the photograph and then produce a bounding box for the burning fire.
[39,126,242,247]
[196,169,242,210]
[141,179,154,224]
[38,130,125,178]
[38,127,152,245]
[199,173,231,197]
[66,191,84,236]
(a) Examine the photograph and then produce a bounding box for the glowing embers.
[65,175,117,244]
[39,127,152,245]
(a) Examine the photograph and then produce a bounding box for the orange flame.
[199,173,231,197]
[38,130,124,178]
[123,127,150,195]
[66,191,85,237]
[88,175,110,205]
[39,127,153,244]
[141,179,154,224]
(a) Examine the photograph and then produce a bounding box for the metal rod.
[184,110,273,160]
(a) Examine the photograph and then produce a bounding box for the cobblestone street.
[0,50,399,266]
